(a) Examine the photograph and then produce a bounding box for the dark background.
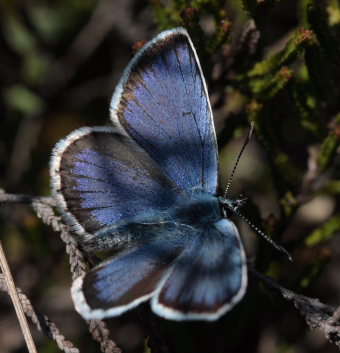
[0,0,339,352]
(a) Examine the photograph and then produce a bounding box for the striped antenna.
[232,208,293,261]
[223,122,254,198]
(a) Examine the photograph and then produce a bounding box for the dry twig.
[0,242,38,353]
[1,192,121,353]
[250,267,340,348]
[0,273,79,353]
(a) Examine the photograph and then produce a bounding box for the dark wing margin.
[71,237,184,319]
[50,127,181,236]
[71,218,247,321]
[110,27,219,195]
[151,219,247,321]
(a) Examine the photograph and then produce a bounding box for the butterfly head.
[219,196,248,218]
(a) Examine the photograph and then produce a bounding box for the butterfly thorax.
[82,194,222,252]
[170,193,221,229]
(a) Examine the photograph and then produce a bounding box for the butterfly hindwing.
[72,217,247,321]
[111,28,219,195]
[152,219,247,321]
[72,236,185,319]
[50,127,181,236]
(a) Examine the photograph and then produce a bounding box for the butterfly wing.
[152,219,247,321]
[50,127,181,236]
[72,236,185,319]
[111,28,218,195]
[72,218,247,321]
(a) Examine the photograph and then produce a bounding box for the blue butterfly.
[50,27,247,321]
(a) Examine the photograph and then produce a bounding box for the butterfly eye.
[223,207,232,218]
[220,201,233,218]
[219,197,240,214]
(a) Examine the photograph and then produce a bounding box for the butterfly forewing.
[111,28,219,195]
[50,127,181,235]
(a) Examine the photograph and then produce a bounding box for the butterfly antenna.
[233,208,293,261]
[223,122,254,198]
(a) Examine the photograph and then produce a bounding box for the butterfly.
[50,27,247,321]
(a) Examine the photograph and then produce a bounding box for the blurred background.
[0,0,339,352]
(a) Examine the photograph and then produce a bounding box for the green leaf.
[249,66,293,100]
[305,215,340,246]
[4,85,45,116]
[317,114,340,172]
[247,28,315,78]
[3,16,37,55]
[288,78,325,138]
[307,4,340,60]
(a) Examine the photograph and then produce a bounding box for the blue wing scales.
[110,28,218,194]
[152,219,247,320]
[50,127,181,235]
[72,218,246,321]
[72,236,185,319]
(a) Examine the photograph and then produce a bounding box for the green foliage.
[305,215,340,246]
[321,180,340,194]
[288,77,324,138]
[317,114,340,172]
[4,85,45,116]
[248,29,314,78]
